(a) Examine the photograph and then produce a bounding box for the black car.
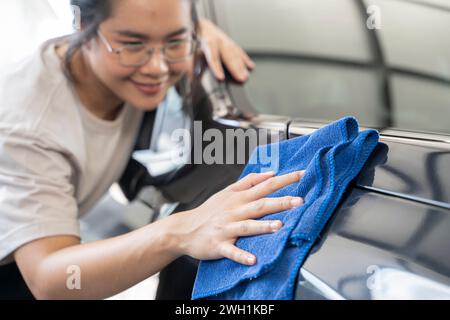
[119,0,450,300]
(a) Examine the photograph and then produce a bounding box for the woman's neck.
[57,44,124,121]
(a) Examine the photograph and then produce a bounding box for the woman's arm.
[14,216,182,300]
[15,171,304,300]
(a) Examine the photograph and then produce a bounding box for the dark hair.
[65,0,200,81]
[65,0,111,80]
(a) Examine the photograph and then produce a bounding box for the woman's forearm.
[16,172,303,300]
[31,213,187,300]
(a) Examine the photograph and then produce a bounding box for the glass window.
[367,0,450,79]
[410,0,450,10]
[392,75,450,133]
[220,0,374,63]
[218,0,450,135]
[245,60,385,127]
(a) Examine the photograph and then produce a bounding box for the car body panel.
[290,120,450,207]
[297,188,450,300]
[150,0,450,300]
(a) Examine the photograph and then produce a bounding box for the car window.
[217,0,450,135]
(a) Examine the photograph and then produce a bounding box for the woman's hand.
[175,171,305,265]
[198,18,255,82]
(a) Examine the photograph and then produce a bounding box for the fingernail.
[295,171,305,179]
[271,221,283,231]
[262,171,275,176]
[215,70,225,80]
[291,198,303,207]
[247,256,256,265]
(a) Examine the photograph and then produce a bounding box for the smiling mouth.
[131,80,167,95]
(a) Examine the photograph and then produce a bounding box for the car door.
[290,123,450,299]
[194,0,450,300]
[120,0,450,299]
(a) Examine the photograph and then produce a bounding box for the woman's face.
[84,0,194,111]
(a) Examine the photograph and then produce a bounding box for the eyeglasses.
[97,29,199,67]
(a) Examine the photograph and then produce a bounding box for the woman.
[0,0,304,299]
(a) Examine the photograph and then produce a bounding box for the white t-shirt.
[0,38,144,265]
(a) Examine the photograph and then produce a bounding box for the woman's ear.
[83,35,96,51]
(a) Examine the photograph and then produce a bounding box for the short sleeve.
[0,129,80,265]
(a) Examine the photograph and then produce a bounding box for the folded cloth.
[192,117,379,300]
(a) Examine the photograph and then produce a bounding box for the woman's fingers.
[228,171,275,192]
[219,243,257,266]
[245,171,305,201]
[201,39,225,81]
[198,18,253,82]
[219,219,285,265]
[241,49,255,70]
[227,219,283,238]
[219,42,251,82]
[234,196,304,220]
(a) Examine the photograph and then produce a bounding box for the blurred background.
[0,0,73,65]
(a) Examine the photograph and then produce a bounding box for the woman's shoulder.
[0,37,81,134]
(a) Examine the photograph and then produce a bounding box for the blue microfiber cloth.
[192,117,379,300]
